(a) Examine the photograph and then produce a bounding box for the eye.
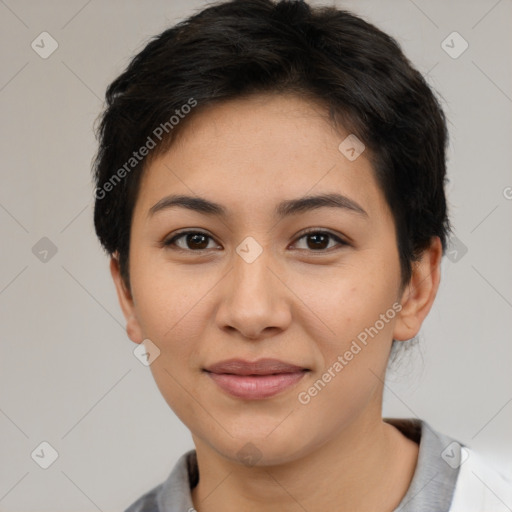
[292,229,348,252]
[162,229,348,253]
[163,230,220,251]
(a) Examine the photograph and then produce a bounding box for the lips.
[204,358,309,400]
[204,358,307,376]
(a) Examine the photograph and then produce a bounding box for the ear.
[393,236,443,341]
[110,253,144,344]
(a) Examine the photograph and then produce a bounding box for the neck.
[191,413,419,512]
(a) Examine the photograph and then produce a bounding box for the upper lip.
[204,358,308,376]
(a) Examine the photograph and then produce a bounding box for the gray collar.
[126,418,462,512]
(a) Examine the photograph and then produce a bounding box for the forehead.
[135,93,386,220]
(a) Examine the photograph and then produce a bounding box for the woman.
[92,1,512,510]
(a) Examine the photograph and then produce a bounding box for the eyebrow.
[148,193,368,219]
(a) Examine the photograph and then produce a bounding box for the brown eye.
[293,230,347,251]
[164,231,219,251]
[163,229,347,254]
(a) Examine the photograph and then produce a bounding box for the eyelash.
[162,228,348,253]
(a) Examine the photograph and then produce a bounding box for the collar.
[146,418,462,512]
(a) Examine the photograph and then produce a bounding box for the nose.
[214,240,292,340]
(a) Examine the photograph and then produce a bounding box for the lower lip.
[206,371,307,400]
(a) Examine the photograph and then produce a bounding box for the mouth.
[203,358,310,400]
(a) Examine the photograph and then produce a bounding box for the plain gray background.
[0,0,511,510]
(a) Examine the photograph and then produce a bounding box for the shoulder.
[123,450,197,512]
[450,447,512,512]
[124,483,162,512]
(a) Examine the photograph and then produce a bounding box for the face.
[111,93,440,466]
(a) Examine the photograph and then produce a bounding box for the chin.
[204,421,315,468]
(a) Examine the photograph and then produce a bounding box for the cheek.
[291,262,399,344]
[131,251,207,339]
[291,258,401,408]
[130,260,224,389]
[293,279,397,434]
[132,266,210,416]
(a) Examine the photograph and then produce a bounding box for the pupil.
[308,233,328,250]
[188,233,208,249]
[184,233,329,250]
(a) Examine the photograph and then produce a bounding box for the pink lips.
[204,358,309,400]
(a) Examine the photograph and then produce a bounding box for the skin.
[110,92,442,512]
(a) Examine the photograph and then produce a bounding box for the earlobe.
[110,254,144,344]
[392,237,443,342]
